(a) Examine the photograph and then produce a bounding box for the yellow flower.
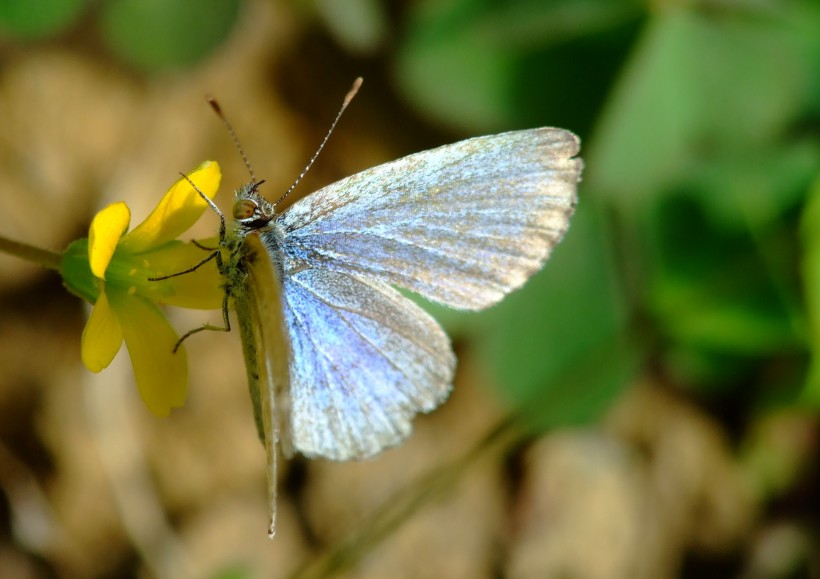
[60,161,224,416]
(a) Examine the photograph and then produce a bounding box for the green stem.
[286,413,523,579]
[0,234,62,271]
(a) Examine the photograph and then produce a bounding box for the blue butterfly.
[185,82,582,536]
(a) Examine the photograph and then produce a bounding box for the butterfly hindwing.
[236,232,291,536]
[279,128,582,310]
[281,267,454,460]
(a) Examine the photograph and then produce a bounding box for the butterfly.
[181,80,582,537]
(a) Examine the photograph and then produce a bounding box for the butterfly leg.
[181,171,228,244]
[170,287,232,353]
[148,172,229,281]
[191,239,218,251]
[145,172,237,353]
[147,248,222,281]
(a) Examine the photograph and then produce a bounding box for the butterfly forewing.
[278,128,582,310]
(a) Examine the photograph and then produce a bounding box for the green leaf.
[799,174,820,405]
[688,140,820,232]
[656,287,799,354]
[209,567,252,579]
[98,0,242,72]
[649,190,803,355]
[0,0,87,39]
[394,0,641,132]
[587,6,811,205]
[311,0,388,55]
[476,199,640,430]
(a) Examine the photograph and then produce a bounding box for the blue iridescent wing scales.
[281,268,454,460]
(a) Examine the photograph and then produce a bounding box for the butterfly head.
[233,180,274,229]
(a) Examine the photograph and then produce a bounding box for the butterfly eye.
[233,199,259,221]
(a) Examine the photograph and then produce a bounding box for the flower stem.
[287,412,524,579]
[0,234,62,271]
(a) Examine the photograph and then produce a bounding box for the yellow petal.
[81,290,124,372]
[121,161,222,252]
[89,202,131,279]
[109,291,188,416]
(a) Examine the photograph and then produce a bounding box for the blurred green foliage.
[379,0,820,428]
[0,0,87,39]
[0,0,242,71]
[99,0,242,71]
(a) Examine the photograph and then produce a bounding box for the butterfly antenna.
[207,95,257,183]
[274,76,363,208]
